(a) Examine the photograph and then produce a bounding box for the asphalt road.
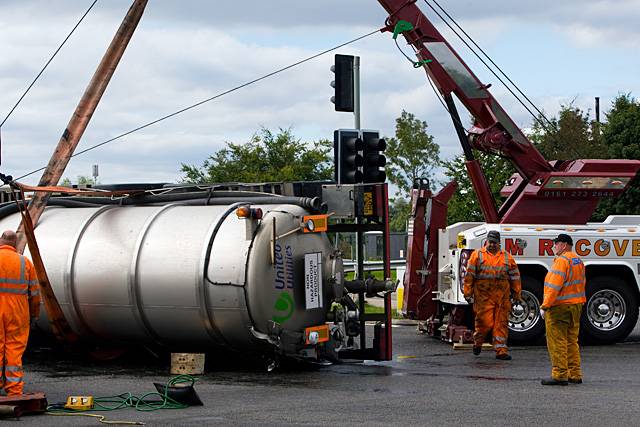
[14,323,640,426]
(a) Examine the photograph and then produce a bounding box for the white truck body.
[436,216,640,343]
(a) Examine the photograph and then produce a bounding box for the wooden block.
[452,343,494,351]
[170,353,205,375]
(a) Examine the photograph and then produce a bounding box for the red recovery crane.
[375,0,640,320]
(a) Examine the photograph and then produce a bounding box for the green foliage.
[592,94,640,220]
[180,127,333,183]
[389,197,410,232]
[385,110,440,196]
[60,176,95,186]
[441,152,515,223]
[529,105,604,160]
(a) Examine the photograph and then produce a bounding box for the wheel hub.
[512,304,525,317]
[597,303,610,317]
[509,290,540,332]
[587,289,626,332]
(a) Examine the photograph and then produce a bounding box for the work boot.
[472,346,481,356]
[568,378,583,384]
[495,354,512,360]
[541,378,568,386]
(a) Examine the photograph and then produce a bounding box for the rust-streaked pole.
[16,0,148,252]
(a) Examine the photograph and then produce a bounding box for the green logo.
[272,291,294,324]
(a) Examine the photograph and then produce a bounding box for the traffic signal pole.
[352,57,364,326]
[353,56,361,130]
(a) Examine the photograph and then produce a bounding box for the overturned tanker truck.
[0,0,393,365]
[0,183,395,363]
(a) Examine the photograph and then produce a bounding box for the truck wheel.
[580,276,639,344]
[509,276,545,344]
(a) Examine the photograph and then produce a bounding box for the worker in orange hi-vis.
[463,230,522,360]
[540,233,586,386]
[0,230,40,395]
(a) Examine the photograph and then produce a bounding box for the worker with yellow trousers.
[463,230,521,360]
[540,233,586,386]
[0,230,40,395]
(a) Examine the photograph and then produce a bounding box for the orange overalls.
[463,247,521,356]
[541,251,586,382]
[0,245,40,395]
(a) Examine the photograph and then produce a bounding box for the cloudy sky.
[0,0,639,186]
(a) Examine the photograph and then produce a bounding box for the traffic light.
[361,131,386,183]
[334,129,363,184]
[330,54,354,112]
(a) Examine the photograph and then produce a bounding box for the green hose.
[47,374,199,413]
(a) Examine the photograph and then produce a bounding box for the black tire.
[580,276,639,344]
[509,276,545,344]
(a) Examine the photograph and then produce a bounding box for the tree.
[181,127,333,183]
[389,197,410,232]
[592,94,640,220]
[385,110,440,196]
[441,152,515,223]
[60,176,95,187]
[529,105,605,160]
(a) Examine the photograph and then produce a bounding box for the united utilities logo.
[274,242,294,289]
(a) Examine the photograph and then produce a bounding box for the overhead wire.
[0,0,99,129]
[430,0,553,129]
[14,28,381,181]
[421,0,555,133]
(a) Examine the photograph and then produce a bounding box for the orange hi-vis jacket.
[463,247,522,301]
[541,250,586,309]
[0,245,40,319]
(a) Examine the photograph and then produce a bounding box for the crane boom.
[377,0,640,224]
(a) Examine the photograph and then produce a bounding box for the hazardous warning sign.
[304,253,323,309]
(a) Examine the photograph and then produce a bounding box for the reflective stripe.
[477,274,509,280]
[5,377,23,383]
[479,265,507,271]
[509,275,520,280]
[565,279,583,287]
[467,271,476,277]
[0,278,32,285]
[5,366,22,373]
[19,256,25,281]
[0,287,28,295]
[494,336,506,342]
[30,289,40,296]
[495,344,507,348]
[508,269,519,274]
[544,282,562,291]
[557,292,586,301]
[550,269,566,278]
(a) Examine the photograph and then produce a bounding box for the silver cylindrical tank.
[0,203,342,353]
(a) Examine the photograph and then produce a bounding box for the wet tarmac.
[14,323,640,426]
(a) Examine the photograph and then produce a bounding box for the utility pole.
[92,164,99,185]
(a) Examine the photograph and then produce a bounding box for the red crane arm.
[376,0,552,180]
[376,0,640,225]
